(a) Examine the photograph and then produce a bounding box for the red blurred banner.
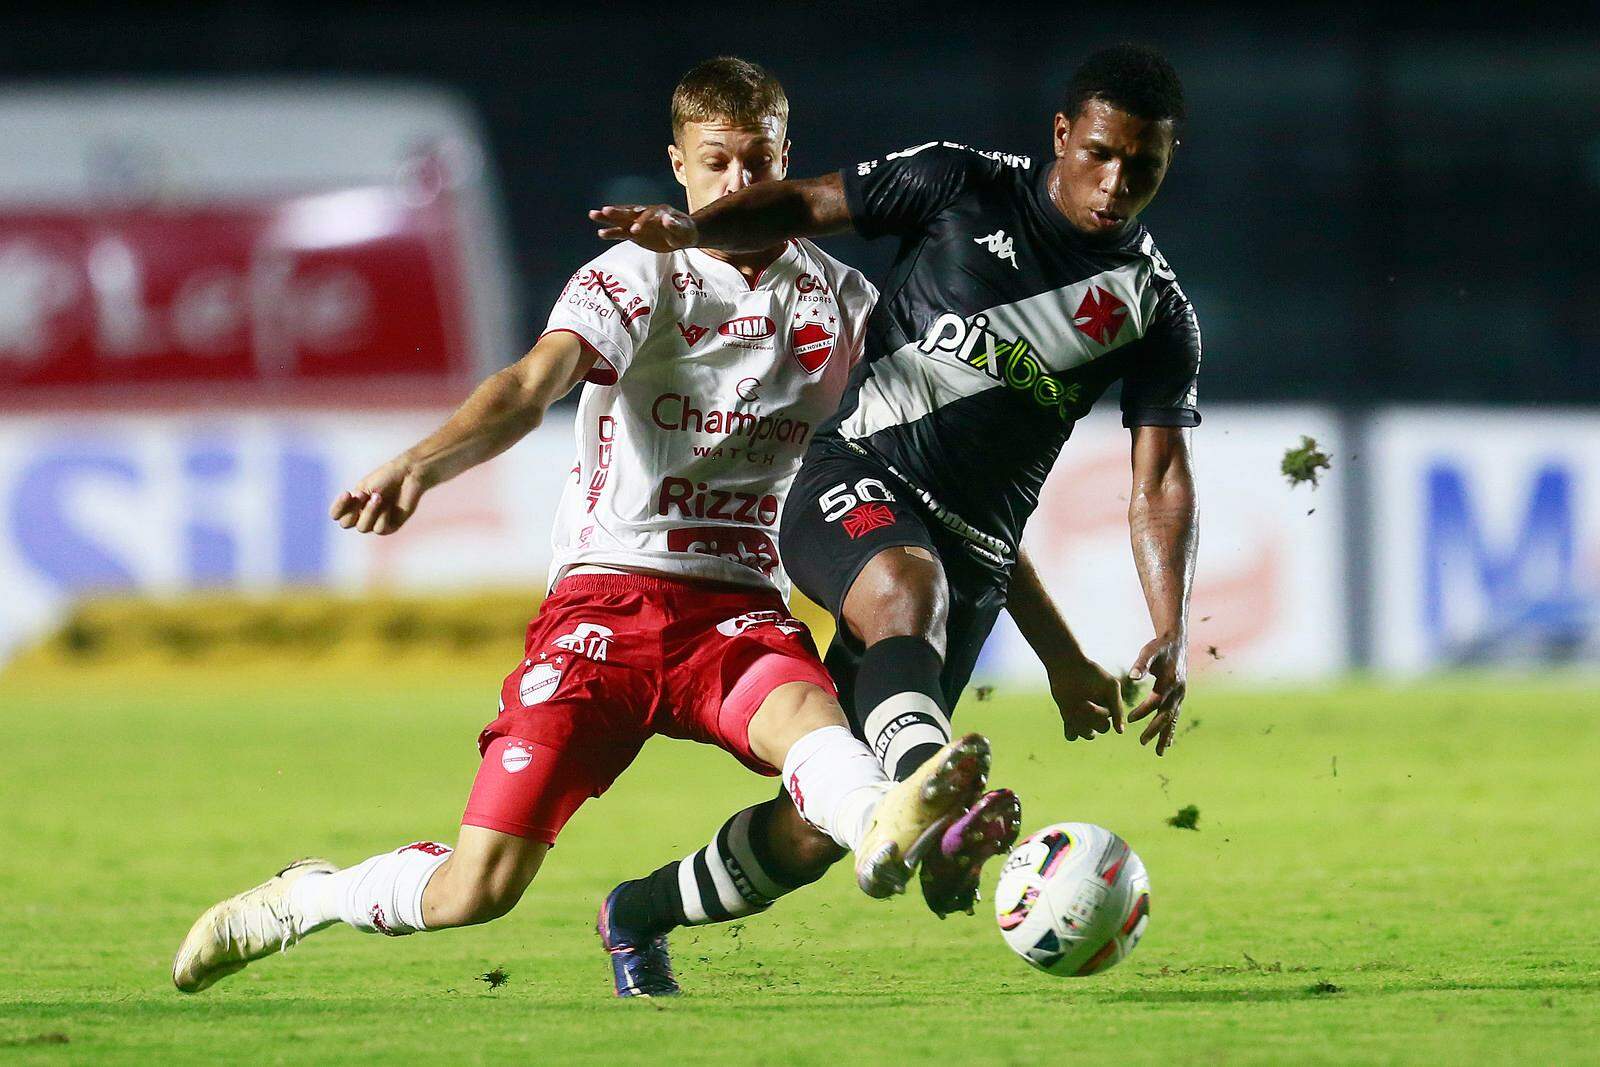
[0,185,471,390]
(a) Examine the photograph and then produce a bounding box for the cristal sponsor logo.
[501,741,535,773]
[919,312,1082,422]
[553,622,613,661]
[650,393,811,446]
[678,322,709,346]
[715,610,805,637]
[572,269,649,324]
[974,230,1019,269]
[657,478,780,527]
[668,527,780,575]
[1072,286,1129,345]
[718,315,775,341]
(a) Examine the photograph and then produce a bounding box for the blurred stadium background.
[2,4,1596,677]
[2,4,1599,1061]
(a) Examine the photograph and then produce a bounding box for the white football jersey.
[541,239,878,598]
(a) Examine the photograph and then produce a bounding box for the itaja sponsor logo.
[717,315,775,347]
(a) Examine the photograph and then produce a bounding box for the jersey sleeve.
[841,143,995,239]
[541,249,658,384]
[838,269,880,367]
[1120,286,1202,428]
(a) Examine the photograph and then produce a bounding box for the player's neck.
[700,244,785,285]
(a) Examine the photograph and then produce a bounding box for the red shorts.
[462,573,835,844]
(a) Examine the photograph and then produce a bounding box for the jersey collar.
[687,241,797,292]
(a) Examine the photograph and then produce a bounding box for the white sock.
[289,841,453,937]
[781,725,892,852]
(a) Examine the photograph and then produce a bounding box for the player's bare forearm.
[1009,549,1125,738]
[590,174,851,254]
[330,332,594,535]
[693,175,851,250]
[1008,550,1089,667]
[1128,427,1198,643]
[1125,425,1196,754]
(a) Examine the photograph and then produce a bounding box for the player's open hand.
[329,455,428,536]
[1127,633,1188,756]
[589,204,697,252]
[1049,654,1125,742]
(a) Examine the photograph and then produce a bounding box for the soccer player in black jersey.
[595,46,1196,926]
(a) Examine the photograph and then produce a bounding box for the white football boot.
[855,733,990,899]
[172,858,339,993]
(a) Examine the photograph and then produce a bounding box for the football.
[994,822,1151,977]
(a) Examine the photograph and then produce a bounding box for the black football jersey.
[819,142,1201,566]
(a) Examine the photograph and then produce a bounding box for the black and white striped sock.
[856,635,952,781]
[609,796,819,935]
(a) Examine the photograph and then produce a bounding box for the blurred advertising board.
[0,406,1345,681]
[0,407,571,663]
[980,408,1348,685]
[0,83,511,399]
[1370,408,1600,671]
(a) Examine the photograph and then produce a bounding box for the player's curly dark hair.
[1064,44,1186,126]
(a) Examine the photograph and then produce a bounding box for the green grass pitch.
[3,666,1598,1064]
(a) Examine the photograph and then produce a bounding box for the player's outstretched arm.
[1008,551,1126,742]
[329,332,596,535]
[1125,425,1198,755]
[589,173,852,254]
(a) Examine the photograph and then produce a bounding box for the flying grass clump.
[1281,436,1332,488]
[1167,805,1201,831]
[477,966,510,989]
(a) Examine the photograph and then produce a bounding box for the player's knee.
[440,875,529,927]
[843,547,948,647]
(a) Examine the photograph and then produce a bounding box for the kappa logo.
[678,322,710,346]
[553,622,614,661]
[1073,286,1129,345]
[974,230,1019,269]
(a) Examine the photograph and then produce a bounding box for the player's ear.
[1052,112,1072,157]
[667,143,688,189]
[779,138,791,179]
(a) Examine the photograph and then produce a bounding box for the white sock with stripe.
[780,724,893,852]
[289,841,453,936]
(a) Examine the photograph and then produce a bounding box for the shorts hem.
[461,811,560,846]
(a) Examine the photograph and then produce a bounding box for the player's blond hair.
[670,57,789,143]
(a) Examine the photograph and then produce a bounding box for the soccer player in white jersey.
[171,57,1008,999]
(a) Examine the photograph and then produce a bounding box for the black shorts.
[780,438,1010,721]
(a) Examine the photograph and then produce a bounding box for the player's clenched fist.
[589,204,698,252]
[329,455,429,536]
